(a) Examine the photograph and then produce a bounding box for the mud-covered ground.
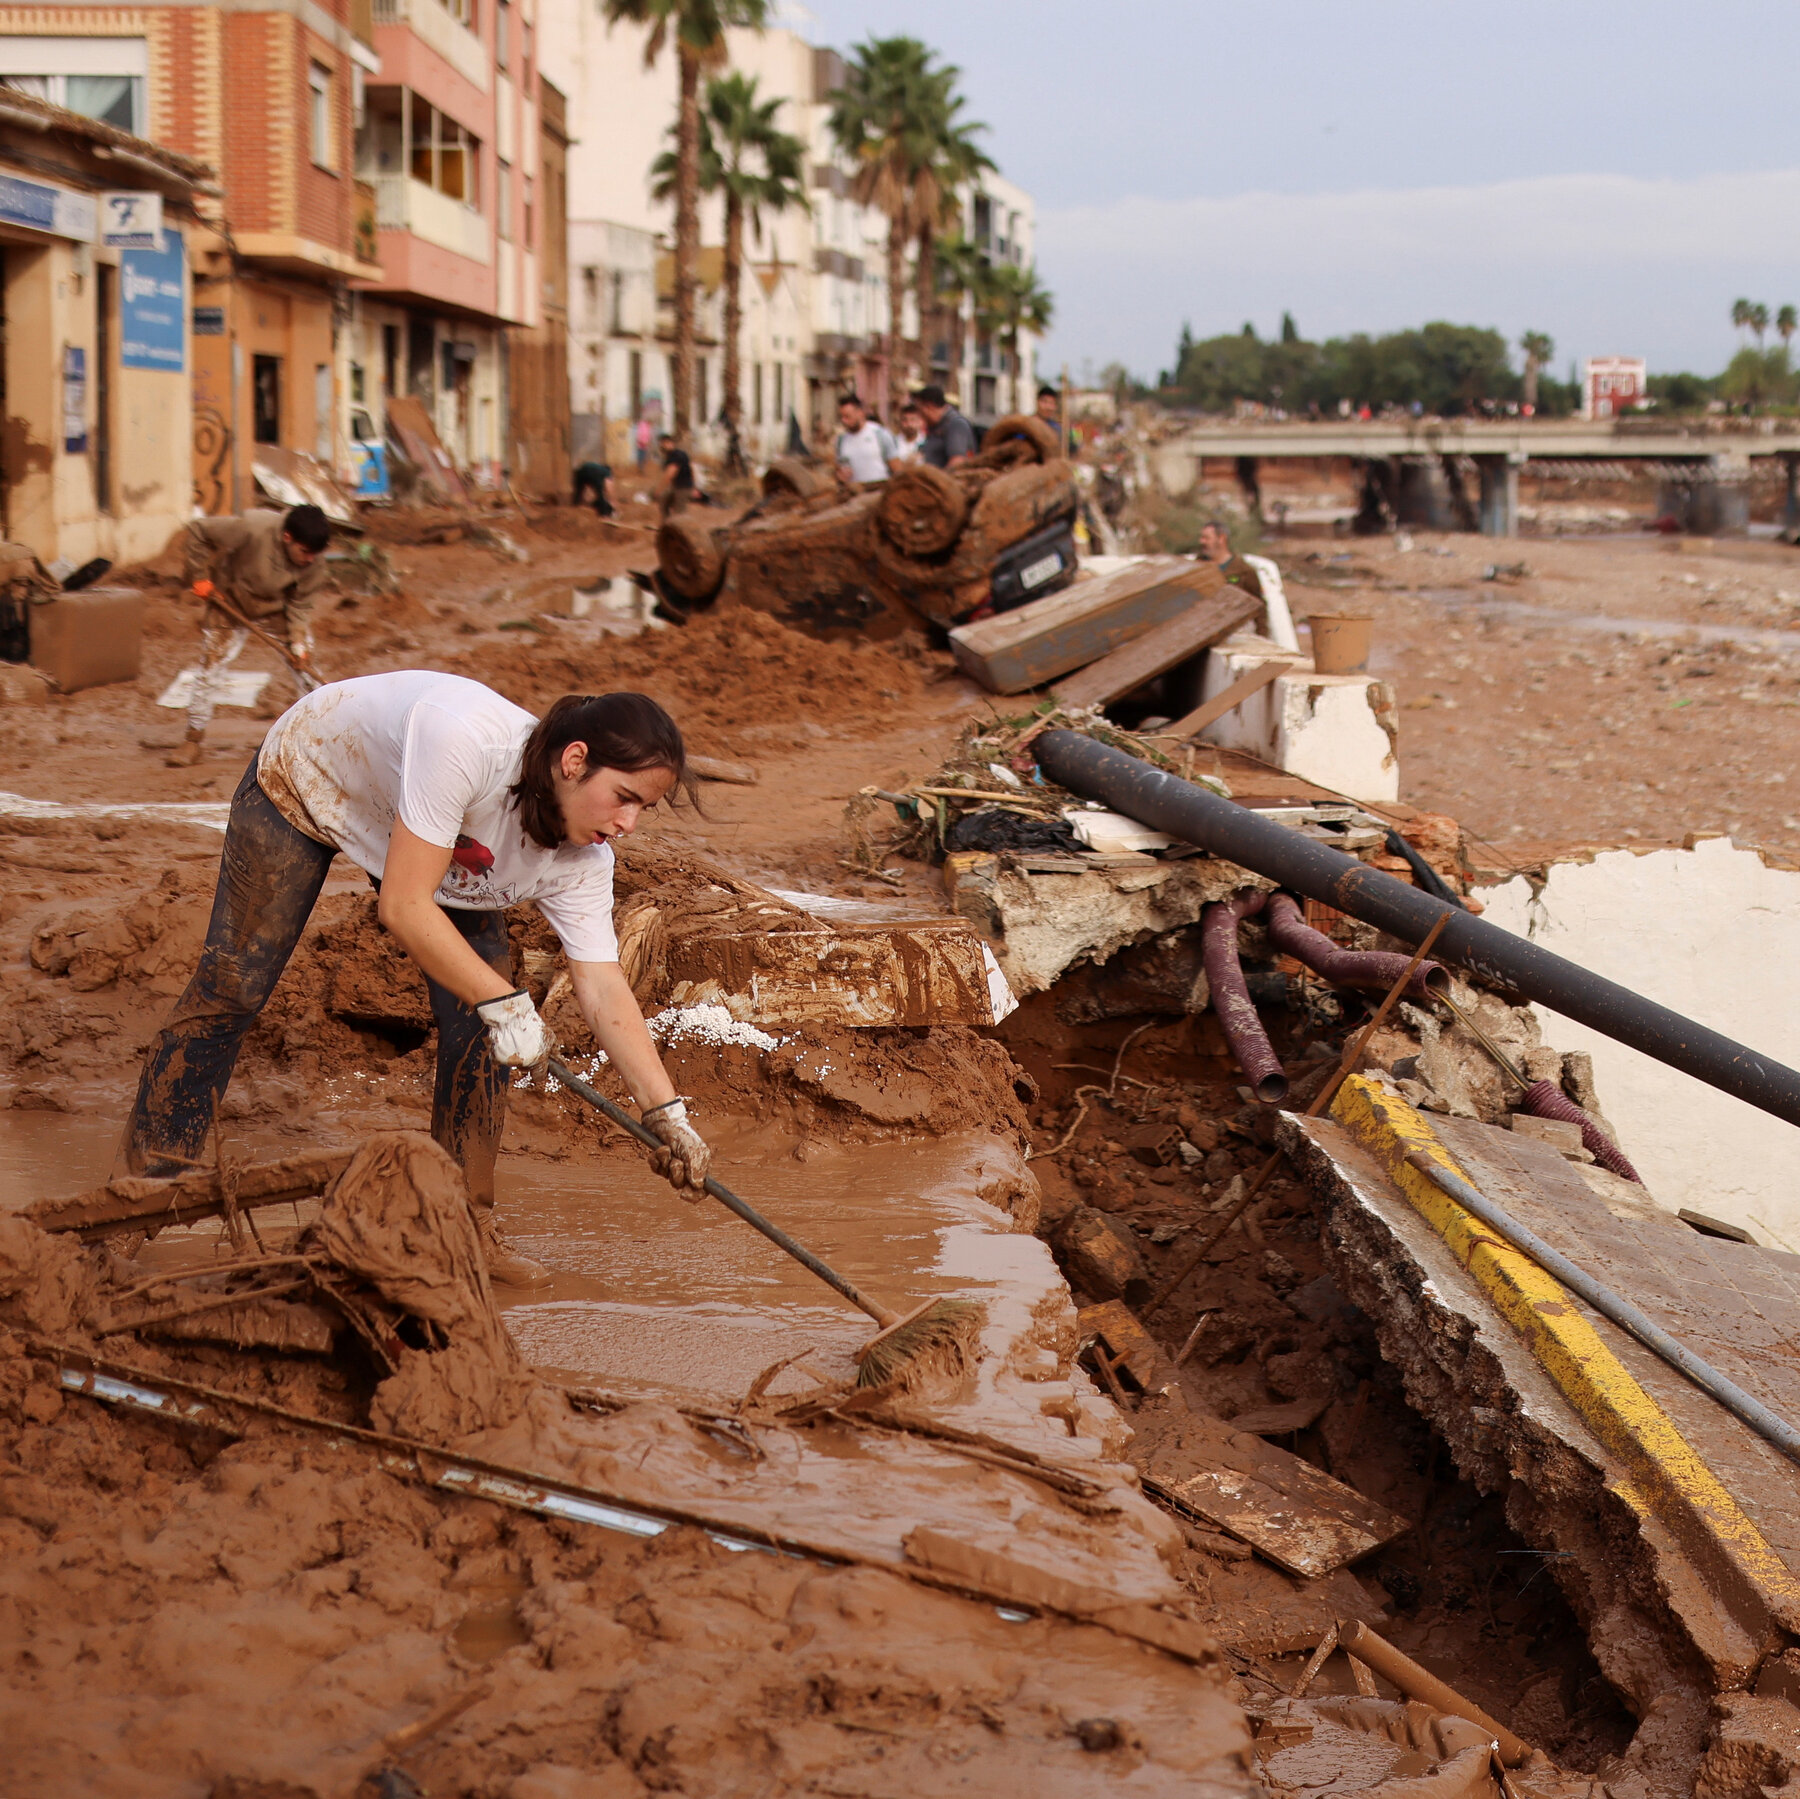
[1285,529,1800,864]
[2,500,1761,1796]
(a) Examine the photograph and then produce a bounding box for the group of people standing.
[835,382,1070,486]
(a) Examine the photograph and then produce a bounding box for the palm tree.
[653,73,807,472]
[1732,297,1754,341]
[974,260,1054,410]
[1780,305,1798,356]
[602,0,769,445]
[913,115,993,385]
[828,37,979,410]
[1751,302,1771,349]
[1519,330,1554,411]
[932,230,984,391]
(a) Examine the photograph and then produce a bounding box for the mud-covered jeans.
[123,756,514,1204]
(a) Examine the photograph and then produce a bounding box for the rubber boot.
[477,1210,551,1289]
[165,727,205,768]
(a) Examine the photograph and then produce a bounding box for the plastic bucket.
[1309,614,1372,675]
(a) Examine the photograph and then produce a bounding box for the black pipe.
[1383,829,1467,910]
[1036,730,1800,1131]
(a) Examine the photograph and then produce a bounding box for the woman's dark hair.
[509,692,695,849]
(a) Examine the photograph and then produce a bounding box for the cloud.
[1034,168,1800,380]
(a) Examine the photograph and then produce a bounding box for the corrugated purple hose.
[1202,890,1288,1104]
[1265,892,1448,1000]
[1519,1079,1643,1184]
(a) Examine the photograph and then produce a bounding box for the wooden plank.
[1135,1408,1408,1578]
[948,557,1227,694]
[1165,659,1288,739]
[1078,1300,1176,1392]
[29,1151,352,1240]
[1053,589,1259,709]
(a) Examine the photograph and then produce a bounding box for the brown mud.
[1,512,1762,1794]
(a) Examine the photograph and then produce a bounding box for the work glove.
[475,989,554,1085]
[642,1099,711,1198]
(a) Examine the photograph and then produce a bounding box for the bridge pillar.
[1475,454,1519,537]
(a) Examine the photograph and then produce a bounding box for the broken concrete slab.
[944,848,1265,996]
[1283,1074,1800,1789]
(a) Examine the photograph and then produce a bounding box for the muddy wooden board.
[1051,588,1260,709]
[948,557,1227,694]
[1132,1406,1409,1578]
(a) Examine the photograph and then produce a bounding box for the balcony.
[371,0,490,91]
[373,173,489,265]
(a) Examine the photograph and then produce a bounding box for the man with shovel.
[167,503,332,766]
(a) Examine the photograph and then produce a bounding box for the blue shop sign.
[0,172,96,241]
[121,227,185,372]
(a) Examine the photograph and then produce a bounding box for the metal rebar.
[1406,1152,1800,1466]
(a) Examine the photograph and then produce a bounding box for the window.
[496,159,512,240]
[253,355,282,446]
[523,175,534,250]
[696,358,708,425]
[495,0,509,69]
[436,0,473,24]
[308,63,333,169]
[408,98,481,208]
[0,36,148,135]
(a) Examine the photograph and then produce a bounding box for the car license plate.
[1020,552,1063,589]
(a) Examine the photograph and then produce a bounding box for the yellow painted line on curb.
[1330,1074,1800,1627]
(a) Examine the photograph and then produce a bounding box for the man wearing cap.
[912,384,977,470]
[1035,385,1070,455]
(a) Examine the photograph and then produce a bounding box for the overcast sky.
[785,0,1800,384]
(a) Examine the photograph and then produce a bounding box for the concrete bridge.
[1155,419,1800,536]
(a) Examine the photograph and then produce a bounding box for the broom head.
[854,1297,986,1393]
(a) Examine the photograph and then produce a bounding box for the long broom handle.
[196,586,322,692]
[546,1056,898,1328]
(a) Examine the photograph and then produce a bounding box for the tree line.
[1154,317,1578,417]
[605,0,1052,455]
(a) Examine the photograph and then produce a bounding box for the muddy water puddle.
[1420,587,1800,653]
[0,1108,1046,1415]
[0,1108,119,1202]
[495,1131,1029,1404]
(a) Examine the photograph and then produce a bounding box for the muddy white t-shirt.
[258,671,620,962]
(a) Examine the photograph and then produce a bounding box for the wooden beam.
[1164,659,1288,740]
[948,557,1227,695]
[1052,590,1259,709]
[29,1151,353,1240]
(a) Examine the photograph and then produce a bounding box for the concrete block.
[1508,1113,1585,1154]
[1197,638,1399,803]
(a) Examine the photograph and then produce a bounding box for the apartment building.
[352,0,544,485]
[0,86,207,561]
[505,71,568,495]
[0,2,383,512]
[539,4,1038,470]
